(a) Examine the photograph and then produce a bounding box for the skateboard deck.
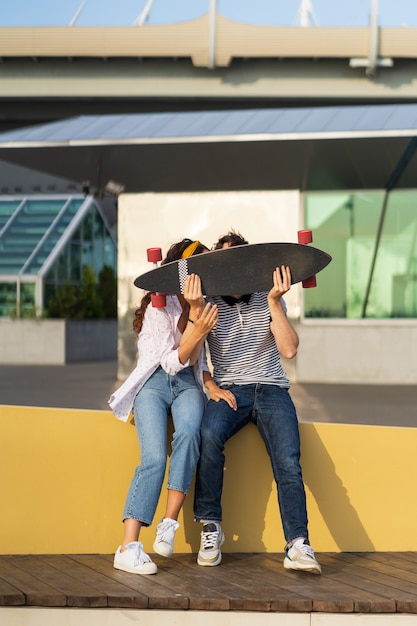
[134,242,332,296]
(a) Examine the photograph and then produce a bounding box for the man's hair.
[213,229,249,250]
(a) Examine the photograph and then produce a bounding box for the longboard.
[134,242,332,296]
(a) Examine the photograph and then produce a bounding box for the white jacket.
[108,295,208,422]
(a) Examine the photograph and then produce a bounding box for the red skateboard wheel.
[298,230,316,287]
[151,293,166,308]
[302,275,317,289]
[298,230,313,244]
[147,247,162,263]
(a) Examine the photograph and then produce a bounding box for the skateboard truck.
[146,248,166,307]
[297,230,317,288]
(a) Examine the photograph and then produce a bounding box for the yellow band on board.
[181,241,200,258]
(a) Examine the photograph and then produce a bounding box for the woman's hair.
[132,238,208,335]
[213,229,248,250]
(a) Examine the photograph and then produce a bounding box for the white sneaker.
[153,518,179,557]
[197,522,225,567]
[283,537,321,574]
[114,541,157,575]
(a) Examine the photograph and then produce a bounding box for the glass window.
[92,209,105,275]
[82,210,94,268]
[45,266,55,283]
[43,282,56,311]
[0,282,17,317]
[104,234,116,269]
[72,223,82,243]
[56,245,70,281]
[25,198,83,274]
[20,282,36,316]
[367,192,417,318]
[0,195,117,317]
[0,200,21,231]
[0,198,67,274]
[304,191,417,318]
[70,241,82,282]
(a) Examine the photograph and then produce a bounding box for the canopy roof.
[0,195,96,278]
[0,104,417,193]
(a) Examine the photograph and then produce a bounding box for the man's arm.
[268,265,299,360]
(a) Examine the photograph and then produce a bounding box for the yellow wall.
[1,404,416,554]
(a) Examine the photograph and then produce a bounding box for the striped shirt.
[207,292,290,388]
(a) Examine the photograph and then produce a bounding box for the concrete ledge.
[0,608,411,626]
[0,319,117,364]
[294,319,417,384]
[1,404,417,554]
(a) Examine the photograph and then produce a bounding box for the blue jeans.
[123,365,205,526]
[193,383,309,545]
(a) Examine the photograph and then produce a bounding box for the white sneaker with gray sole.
[197,522,225,567]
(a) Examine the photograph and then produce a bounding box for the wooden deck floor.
[1,552,417,614]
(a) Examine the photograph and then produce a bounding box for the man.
[194,230,321,574]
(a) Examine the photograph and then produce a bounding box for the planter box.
[0,319,117,364]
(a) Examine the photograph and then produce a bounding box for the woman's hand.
[204,377,237,410]
[183,274,205,313]
[179,275,217,365]
[184,273,217,335]
[193,301,218,336]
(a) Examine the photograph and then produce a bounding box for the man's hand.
[268,265,292,302]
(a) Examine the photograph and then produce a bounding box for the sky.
[1,0,416,28]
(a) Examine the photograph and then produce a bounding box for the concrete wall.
[2,404,417,555]
[0,319,117,364]
[65,320,117,362]
[116,191,417,386]
[294,319,417,384]
[117,190,301,379]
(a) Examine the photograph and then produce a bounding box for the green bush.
[98,265,117,319]
[46,265,117,319]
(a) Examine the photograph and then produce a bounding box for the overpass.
[0,13,416,386]
[1,15,417,132]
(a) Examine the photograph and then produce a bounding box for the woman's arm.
[180,274,217,365]
[203,370,237,410]
[179,301,218,365]
[141,298,199,375]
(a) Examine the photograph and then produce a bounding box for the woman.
[109,239,217,575]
